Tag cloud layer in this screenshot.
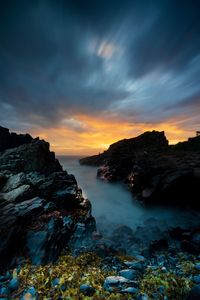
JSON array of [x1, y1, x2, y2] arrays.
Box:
[[0, 0, 200, 153]]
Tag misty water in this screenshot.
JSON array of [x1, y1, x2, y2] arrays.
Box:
[[59, 156, 200, 235]]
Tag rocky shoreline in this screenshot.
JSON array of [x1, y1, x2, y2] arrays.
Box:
[[1, 127, 200, 299], [80, 131, 200, 208], [0, 126, 96, 270]]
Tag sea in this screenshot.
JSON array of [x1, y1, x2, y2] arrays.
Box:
[[59, 156, 200, 235]]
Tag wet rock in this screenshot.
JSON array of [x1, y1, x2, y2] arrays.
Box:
[[137, 293, 149, 300], [8, 278, 19, 291], [121, 287, 139, 294], [0, 287, 9, 296], [79, 284, 95, 296], [193, 275, 200, 284], [44, 201, 57, 212], [23, 286, 37, 299], [119, 269, 138, 280], [123, 261, 144, 271], [195, 263, 200, 271], [0, 184, 35, 203], [52, 278, 60, 286], [103, 276, 135, 292], [187, 284, 200, 300]]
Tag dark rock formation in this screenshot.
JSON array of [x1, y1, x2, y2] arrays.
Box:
[[80, 131, 200, 207], [0, 126, 32, 152], [0, 126, 96, 269]]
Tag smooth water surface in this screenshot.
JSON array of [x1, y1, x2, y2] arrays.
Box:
[[59, 156, 200, 233]]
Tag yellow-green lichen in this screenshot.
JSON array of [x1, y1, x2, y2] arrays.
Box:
[[140, 269, 192, 300], [12, 253, 134, 300]]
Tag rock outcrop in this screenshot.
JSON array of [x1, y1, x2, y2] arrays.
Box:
[[0, 127, 96, 269], [0, 126, 32, 152], [80, 131, 200, 207]]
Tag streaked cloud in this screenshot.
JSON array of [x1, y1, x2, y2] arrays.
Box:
[[0, 0, 200, 154]]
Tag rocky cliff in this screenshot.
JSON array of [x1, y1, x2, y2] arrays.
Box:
[[0, 127, 96, 270], [80, 131, 200, 207], [0, 126, 33, 152]]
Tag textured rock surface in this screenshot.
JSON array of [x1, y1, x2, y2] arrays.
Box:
[[0, 126, 96, 269], [80, 131, 200, 207]]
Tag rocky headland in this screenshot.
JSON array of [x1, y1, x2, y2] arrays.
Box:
[[0, 127, 98, 294], [1, 127, 200, 299], [80, 131, 200, 208]]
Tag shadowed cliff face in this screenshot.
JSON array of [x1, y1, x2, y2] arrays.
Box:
[[0, 126, 96, 269], [80, 131, 200, 208]]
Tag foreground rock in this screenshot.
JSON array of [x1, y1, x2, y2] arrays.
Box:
[[0, 127, 96, 269], [80, 131, 200, 207]]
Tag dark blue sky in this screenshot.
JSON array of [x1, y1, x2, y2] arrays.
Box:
[[0, 0, 200, 153]]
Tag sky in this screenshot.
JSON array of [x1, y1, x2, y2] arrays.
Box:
[[0, 0, 200, 155]]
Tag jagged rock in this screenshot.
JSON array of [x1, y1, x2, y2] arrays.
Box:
[[0, 127, 96, 269], [0, 126, 32, 152], [0, 139, 62, 174]]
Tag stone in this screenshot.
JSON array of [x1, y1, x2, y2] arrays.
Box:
[[193, 275, 200, 284], [52, 278, 60, 286], [0, 287, 9, 296], [79, 284, 95, 296], [187, 284, 200, 300], [137, 293, 149, 300], [25, 287, 37, 297], [8, 278, 19, 291], [119, 269, 138, 280], [134, 255, 146, 262], [103, 276, 134, 292], [121, 287, 139, 294], [0, 184, 34, 203], [124, 261, 143, 271], [195, 263, 200, 271]]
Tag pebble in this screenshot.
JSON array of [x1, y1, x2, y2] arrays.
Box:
[[0, 287, 9, 295], [187, 284, 200, 300], [52, 278, 60, 286], [79, 284, 95, 296], [124, 261, 143, 271], [103, 276, 131, 292], [121, 287, 139, 294], [26, 287, 37, 297], [195, 263, 200, 271], [137, 293, 149, 300], [135, 255, 146, 262], [193, 275, 200, 284], [119, 269, 138, 280], [8, 278, 19, 291]]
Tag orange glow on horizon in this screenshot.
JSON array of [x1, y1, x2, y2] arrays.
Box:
[[29, 114, 195, 156]]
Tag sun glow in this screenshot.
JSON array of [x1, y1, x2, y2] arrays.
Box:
[[30, 114, 193, 156]]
